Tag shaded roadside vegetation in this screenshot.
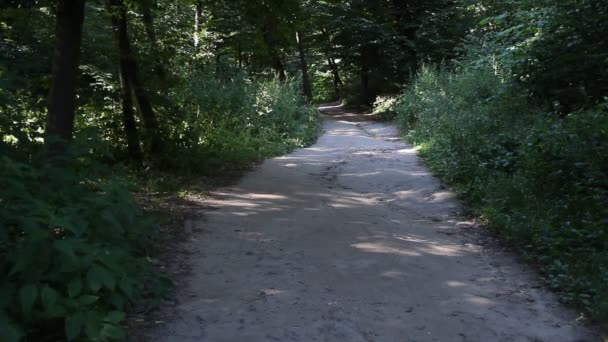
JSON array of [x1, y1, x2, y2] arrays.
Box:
[[2, 0, 469, 338], [2, 0, 606, 340], [1, 1, 321, 341], [377, 0, 608, 323]]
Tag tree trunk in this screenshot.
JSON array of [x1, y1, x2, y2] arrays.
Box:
[[118, 72, 143, 161], [237, 43, 243, 68], [320, 28, 343, 100], [194, 0, 203, 48], [141, 0, 168, 91], [261, 22, 286, 83], [296, 30, 312, 101], [327, 56, 343, 99], [408, 42, 418, 79], [361, 55, 370, 105], [45, 0, 86, 157], [131, 70, 161, 154], [108, 0, 161, 154], [215, 49, 222, 75], [400, 27, 418, 82], [273, 55, 286, 83], [108, 1, 143, 161], [391, 0, 419, 82]]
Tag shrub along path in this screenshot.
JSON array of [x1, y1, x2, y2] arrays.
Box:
[[138, 104, 599, 341]]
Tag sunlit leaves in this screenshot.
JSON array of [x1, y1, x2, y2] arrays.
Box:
[[391, 62, 608, 320]]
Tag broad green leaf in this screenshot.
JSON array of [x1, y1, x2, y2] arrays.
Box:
[[19, 284, 38, 313], [110, 293, 126, 310], [83, 311, 102, 339], [53, 239, 77, 260], [40, 286, 60, 313], [87, 266, 103, 293], [65, 313, 84, 341], [118, 277, 134, 300], [67, 278, 83, 298], [0, 313, 23, 342], [78, 295, 99, 306], [87, 264, 116, 291], [104, 310, 126, 323], [101, 323, 125, 340]]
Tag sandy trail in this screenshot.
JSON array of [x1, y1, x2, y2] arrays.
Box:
[[143, 105, 599, 341]]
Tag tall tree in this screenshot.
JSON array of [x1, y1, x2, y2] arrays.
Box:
[[296, 30, 312, 100], [45, 0, 86, 156], [107, 0, 143, 160], [107, 0, 161, 155], [141, 0, 168, 91], [194, 0, 204, 48]]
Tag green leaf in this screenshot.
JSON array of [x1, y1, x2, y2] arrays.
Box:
[[19, 284, 38, 314], [78, 295, 99, 306], [83, 311, 102, 339], [67, 277, 83, 298], [0, 314, 23, 342], [104, 311, 125, 323], [118, 277, 134, 300], [101, 210, 125, 233], [101, 323, 125, 340], [87, 264, 116, 292], [65, 313, 84, 341], [53, 239, 77, 260], [40, 285, 60, 312], [110, 293, 126, 310]]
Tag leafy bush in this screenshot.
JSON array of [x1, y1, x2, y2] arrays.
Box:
[[158, 73, 321, 174], [372, 96, 399, 120], [479, 0, 608, 112], [0, 153, 167, 341], [395, 63, 608, 320], [312, 69, 338, 104]]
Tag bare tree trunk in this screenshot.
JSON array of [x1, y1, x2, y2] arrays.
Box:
[[194, 0, 203, 48], [360, 52, 371, 105], [296, 30, 312, 101], [215, 48, 222, 75], [118, 72, 143, 161], [237, 42, 243, 68], [327, 56, 343, 99], [391, 0, 419, 82], [108, 0, 161, 154], [320, 28, 343, 100], [262, 21, 286, 83], [45, 0, 86, 157], [108, 0, 143, 161], [141, 0, 168, 91], [275, 57, 286, 82]]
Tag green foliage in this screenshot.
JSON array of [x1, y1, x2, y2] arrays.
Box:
[[372, 95, 399, 120], [6, 0, 607, 336], [478, 0, 608, 111], [305, 0, 467, 104], [311, 69, 337, 104], [1, 3, 323, 339], [394, 63, 608, 320], [0, 153, 168, 341], [158, 73, 321, 174]]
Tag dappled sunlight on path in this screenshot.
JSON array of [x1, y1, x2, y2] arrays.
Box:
[[144, 106, 599, 342]]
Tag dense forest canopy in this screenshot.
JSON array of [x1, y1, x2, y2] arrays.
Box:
[[1, 0, 607, 340]]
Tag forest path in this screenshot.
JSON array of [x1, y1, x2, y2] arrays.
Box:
[[143, 104, 599, 341]]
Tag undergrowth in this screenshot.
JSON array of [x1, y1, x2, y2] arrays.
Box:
[[389, 64, 608, 321], [0, 151, 169, 342], [0, 75, 320, 341], [157, 75, 321, 176]]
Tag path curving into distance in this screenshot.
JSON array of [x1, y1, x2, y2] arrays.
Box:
[[142, 104, 599, 342]]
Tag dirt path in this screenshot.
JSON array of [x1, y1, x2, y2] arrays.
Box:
[[142, 105, 599, 341]]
